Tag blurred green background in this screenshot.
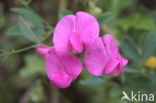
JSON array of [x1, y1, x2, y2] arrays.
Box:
[[0, 0, 156, 103]]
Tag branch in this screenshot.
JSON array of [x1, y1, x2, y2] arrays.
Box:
[[0, 44, 37, 57]]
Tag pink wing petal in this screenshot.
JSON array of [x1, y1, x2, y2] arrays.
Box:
[[110, 63, 125, 76], [110, 67, 124, 76], [36, 44, 51, 58], [45, 48, 73, 88], [51, 72, 73, 88], [110, 56, 128, 76], [69, 33, 83, 53], [56, 50, 83, 78], [53, 15, 76, 52], [119, 55, 128, 66], [76, 11, 99, 48], [104, 58, 120, 74], [84, 38, 108, 76], [102, 34, 119, 57]]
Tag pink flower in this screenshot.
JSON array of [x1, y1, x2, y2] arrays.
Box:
[[37, 45, 82, 88], [84, 34, 128, 76], [36, 11, 128, 88], [53, 11, 99, 53]]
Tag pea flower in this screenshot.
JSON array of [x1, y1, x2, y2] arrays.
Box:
[[53, 11, 99, 53], [37, 45, 82, 88], [84, 34, 128, 76], [36, 11, 99, 88]]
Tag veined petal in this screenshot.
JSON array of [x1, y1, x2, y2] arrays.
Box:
[[84, 38, 108, 76], [53, 15, 76, 52], [104, 58, 120, 74], [45, 48, 73, 88], [120, 55, 128, 66], [69, 33, 83, 53], [51, 72, 73, 88], [45, 48, 65, 77], [110, 56, 128, 76], [56, 50, 83, 78], [110, 66, 124, 76], [36, 44, 51, 58], [102, 34, 119, 57], [45, 48, 82, 88], [76, 11, 99, 48]]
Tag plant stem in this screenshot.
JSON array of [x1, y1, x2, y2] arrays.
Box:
[[0, 44, 37, 57]]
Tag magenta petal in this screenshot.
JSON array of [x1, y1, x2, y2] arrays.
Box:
[[51, 72, 73, 88], [53, 15, 75, 52], [104, 58, 120, 74], [69, 33, 83, 53], [110, 56, 128, 76], [56, 50, 83, 78], [36, 44, 51, 58], [110, 66, 124, 77], [84, 38, 108, 76], [45, 48, 73, 88], [102, 34, 119, 57], [120, 55, 128, 66], [45, 48, 65, 77], [76, 12, 99, 48], [45, 48, 82, 88]]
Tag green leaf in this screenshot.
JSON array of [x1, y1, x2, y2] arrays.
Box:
[[6, 25, 21, 36], [143, 31, 156, 59], [12, 8, 45, 36], [125, 73, 156, 90], [18, 16, 40, 43], [98, 12, 113, 26], [79, 76, 105, 86], [119, 13, 155, 31], [120, 36, 140, 62]]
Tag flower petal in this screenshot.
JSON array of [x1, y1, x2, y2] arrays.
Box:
[[102, 34, 119, 57], [76, 11, 99, 48], [45, 48, 65, 77], [45, 48, 73, 88], [110, 66, 124, 76], [51, 72, 73, 88], [110, 56, 128, 76], [36, 44, 51, 58], [69, 33, 83, 53], [53, 15, 76, 52], [84, 38, 108, 76], [104, 58, 120, 74], [120, 55, 128, 66], [56, 50, 83, 78]]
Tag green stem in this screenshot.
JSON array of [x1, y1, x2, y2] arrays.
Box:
[[0, 44, 37, 57]]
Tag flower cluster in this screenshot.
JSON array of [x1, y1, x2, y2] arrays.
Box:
[[36, 11, 128, 88]]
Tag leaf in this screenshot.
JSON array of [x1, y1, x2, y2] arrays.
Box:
[[125, 73, 156, 90], [143, 31, 156, 59], [119, 13, 155, 31], [18, 16, 40, 43], [98, 12, 113, 26], [120, 36, 140, 62], [12, 8, 45, 36], [79, 76, 105, 86], [6, 25, 21, 36]]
